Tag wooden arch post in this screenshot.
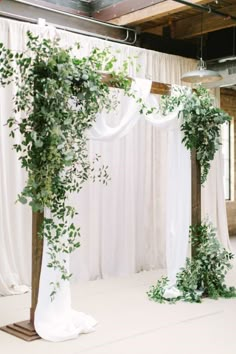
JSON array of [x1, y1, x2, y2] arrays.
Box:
[[0, 76, 201, 341], [0, 212, 44, 341]]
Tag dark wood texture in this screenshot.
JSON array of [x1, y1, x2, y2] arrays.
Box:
[[1, 320, 40, 341], [109, 0, 211, 25], [150, 81, 172, 95], [30, 211, 44, 324], [191, 149, 201, 226], [191, 148, 201, 257], [101, 73, 172, 95], [93, 0, 164, 21], [0, 212, 44, 341]]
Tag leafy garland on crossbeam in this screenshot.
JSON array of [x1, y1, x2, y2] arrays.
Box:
[[161, 85, 231, 184], [0, 31, 145, 299], [147, 221, 236, 303]]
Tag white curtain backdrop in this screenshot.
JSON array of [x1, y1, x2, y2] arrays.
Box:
[[0, 17, 230, 341]]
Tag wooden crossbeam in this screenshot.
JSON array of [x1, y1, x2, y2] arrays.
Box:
[[101, 73, 172, 95]]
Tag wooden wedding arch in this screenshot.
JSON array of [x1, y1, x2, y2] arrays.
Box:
[[0, 75, 201, 341]]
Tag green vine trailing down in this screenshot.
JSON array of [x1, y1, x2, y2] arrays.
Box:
[[0, 31, 142, 299], [161, 85, 231, 184], [147, 221, 236, 303]]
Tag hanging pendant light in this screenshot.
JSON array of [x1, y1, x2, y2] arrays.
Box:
[[181, 13, 222, 84], [181, 57, 222, 83]]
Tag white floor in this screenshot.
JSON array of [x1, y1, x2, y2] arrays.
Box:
[[1, 258, 236, 354]]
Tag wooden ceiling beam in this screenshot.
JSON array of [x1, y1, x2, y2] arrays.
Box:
[[109, 0, 212, 26], [146, 4, 236, 39], [93, 0, 164, 21], [174, 4, 236, 38]]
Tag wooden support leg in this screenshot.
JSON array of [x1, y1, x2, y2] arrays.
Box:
[[191, 148, 201, 257], [0, 212, 44, 341], [30, 211, 44, 324]]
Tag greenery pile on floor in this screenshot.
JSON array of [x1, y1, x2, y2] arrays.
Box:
[[147, 222, 236, 303]]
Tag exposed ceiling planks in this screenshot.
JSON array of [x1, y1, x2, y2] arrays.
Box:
[[3, 0, 236, 61], [145, 3, 236, 39], [92, 0, 166, 21], [107, 0, 212, 25]]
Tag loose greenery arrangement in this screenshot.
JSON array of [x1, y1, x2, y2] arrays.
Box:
[[147, 221, 236, 303], [161, 85, 231, 183], [0, 31, 134, 298]]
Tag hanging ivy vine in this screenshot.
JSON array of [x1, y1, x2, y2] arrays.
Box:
[[161, 85, 231, 184], [0, 31, 135, 299], [147, 221, 236, 303]]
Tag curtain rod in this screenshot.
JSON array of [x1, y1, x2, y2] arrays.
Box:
[[14, 0, 136, 31], [3, 0, 137, 44]]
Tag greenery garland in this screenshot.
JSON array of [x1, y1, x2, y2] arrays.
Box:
[[147, 221, 236, 303], [0, 31, 135, 299], [161, 85, 231, 184]]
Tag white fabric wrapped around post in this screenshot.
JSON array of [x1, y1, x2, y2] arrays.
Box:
[[35, 79, 191, 340], [34, 212, 97, 342]]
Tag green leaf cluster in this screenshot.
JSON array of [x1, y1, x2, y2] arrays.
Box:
[[161, 85, 231, 184], [0, 32, 133, 299], [147, 221, 236, 303]]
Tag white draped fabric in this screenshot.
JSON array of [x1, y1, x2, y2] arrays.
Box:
[[36, 79, 191, 340], [0, 18, 230, 341]]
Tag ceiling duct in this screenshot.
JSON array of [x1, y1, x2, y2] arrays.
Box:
[[204, 59, 236, 88]]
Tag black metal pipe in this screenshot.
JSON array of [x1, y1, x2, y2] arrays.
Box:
[[0, 0, 137, 44], [174, 0, 236, 22]]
